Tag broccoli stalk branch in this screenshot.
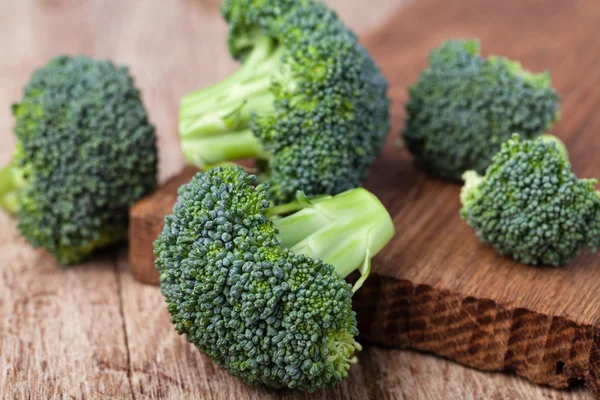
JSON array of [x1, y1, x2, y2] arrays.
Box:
[[179, 34, 283, 167], [270, 188, 395, 292], [0, 159, 25, 214]]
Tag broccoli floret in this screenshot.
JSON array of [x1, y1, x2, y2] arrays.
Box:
[[179, 0, 390, 203], [403, 39, 560, 180], [0, 55, 157, 265], [460, 134, 600, 266], [154, 166, 394, 391]]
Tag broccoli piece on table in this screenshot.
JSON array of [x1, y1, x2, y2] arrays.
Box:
[[0, 55, 157, 265], [403, 39, 560, 180], [179, 0, 390, 203], [154, 166, 394, 391], [460, 134, 600, 266]]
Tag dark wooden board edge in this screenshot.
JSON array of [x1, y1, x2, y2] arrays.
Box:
[[354, 275, 598, 394], [128, 166, 199, 285]]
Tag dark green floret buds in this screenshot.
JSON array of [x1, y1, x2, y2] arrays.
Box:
[[179, 0, 390, 204], [154, 166, 394, 391], [0, 55, 157, 265], [460, 134, 600, 266], [404, 39, 560, 180]]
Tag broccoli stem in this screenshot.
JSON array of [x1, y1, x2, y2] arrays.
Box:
[[0, 160, 25, 214], [271, 188, 394, 290], [265, 193, 333, 217], [181, 129, 269, 167], [327, 331, 363, 379], [460, 170, 484, 208], [180, 91, 275, 139], [180, 76, 273, 123], [179, 34, 284, 167], [180, 34, 278, 107]]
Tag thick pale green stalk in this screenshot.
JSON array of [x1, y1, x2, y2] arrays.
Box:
[[180, 35, 277, 107], [180, 91, 274, 139], [271, 188, 395, 291], [178, 34, 283, 168], [265, 193, 332, 218], [0, 160, 25, 214], [180, 75, 273, 122], [181, 129, 268, 167]]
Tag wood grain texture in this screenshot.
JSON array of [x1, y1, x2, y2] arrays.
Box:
[[0, 213, 132, 399], [126, 0, 600, 397]]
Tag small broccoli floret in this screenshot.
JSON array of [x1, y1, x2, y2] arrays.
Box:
[[0, 55, 157, 265], [154, 166, 394, 391], [460, 134, 600, 266], [179, 0, 390, 203], [404, 39, 560, 180]]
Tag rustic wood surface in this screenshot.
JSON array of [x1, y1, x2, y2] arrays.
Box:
[[0, 0, 595, 399]]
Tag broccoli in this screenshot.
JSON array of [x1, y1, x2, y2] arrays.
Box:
[[460, 134, 600, 266], [154, 166, 394, 391], [0, 55, 157, 265], [179, 0, 390, 203], [403, 39, 560, 180]]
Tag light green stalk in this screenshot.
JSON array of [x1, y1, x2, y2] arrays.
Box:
[[182, 129, 269, 167], [179, 34, 284, 168], [270, 188, 395, 292], [0, 159, 25, 214]]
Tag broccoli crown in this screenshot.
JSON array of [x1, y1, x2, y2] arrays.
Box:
[[180, 0, 390, 204], [460, 135, 600, 266], [154, 167, 362, 391], [403, 39, 559, 180], [0, 55, 157, 264]]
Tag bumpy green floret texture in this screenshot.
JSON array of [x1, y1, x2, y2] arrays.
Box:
[[180, 0, 390, 204], [403, 39, 559, 180], [2, 55, 157, 264], [154, 167, 360, 391], [460, 135, 600, 266]]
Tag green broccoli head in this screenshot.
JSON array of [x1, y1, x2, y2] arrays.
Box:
[[154, 166, 394, 391], [403, 39, 560, 180], [0, 55, 157, 265], [179, 0, 390, 204], [460, 134, 600, 266]]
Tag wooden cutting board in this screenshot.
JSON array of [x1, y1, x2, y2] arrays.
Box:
[[129, 0, 600, 395]]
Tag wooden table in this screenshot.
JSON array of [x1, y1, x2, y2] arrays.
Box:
[[0, 1, 592, 398]]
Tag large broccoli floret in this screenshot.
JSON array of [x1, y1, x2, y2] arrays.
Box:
[[403, 39, 560, 180], [179, 0, 390, 203], [460, 134, 600, 266], [154, 166, 394, 391], [0, 55, 157, 265]]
